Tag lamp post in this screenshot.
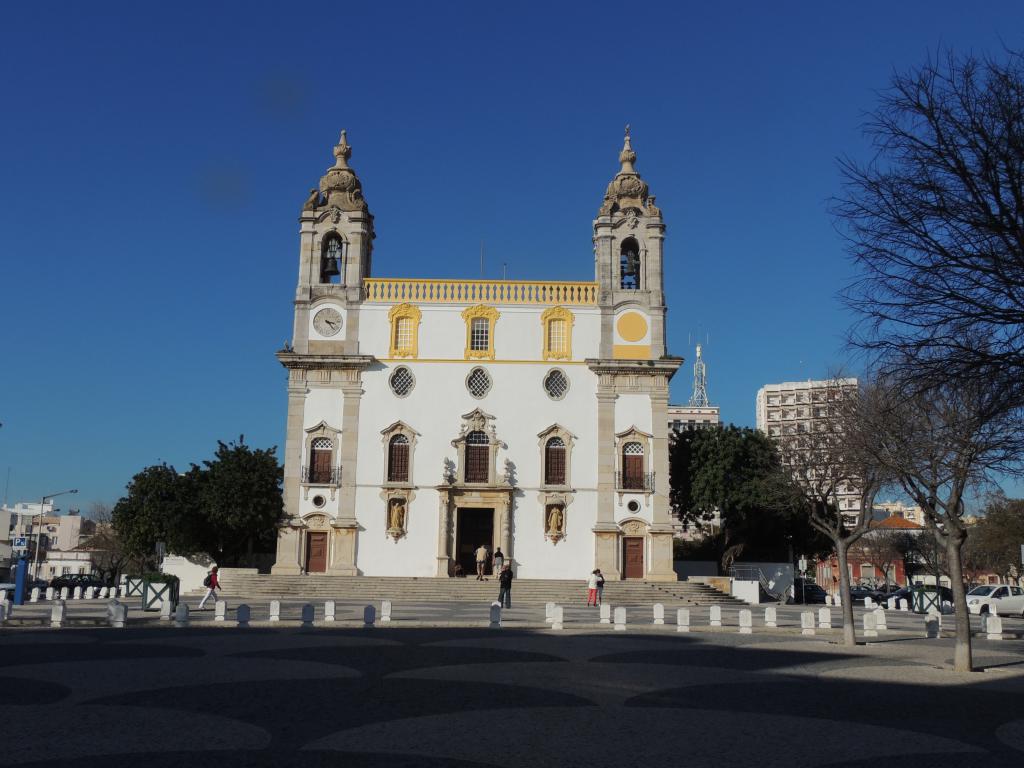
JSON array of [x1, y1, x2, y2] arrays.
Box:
[[33, 489, 78, 580]]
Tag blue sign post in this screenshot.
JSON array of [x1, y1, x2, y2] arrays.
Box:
[[13, 558, 28, 606]]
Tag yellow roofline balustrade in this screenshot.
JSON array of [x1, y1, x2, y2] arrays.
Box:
[[364, 278, 598, 306]]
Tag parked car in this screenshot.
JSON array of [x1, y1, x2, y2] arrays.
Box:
[[967, 584, 1024, 616], [789, 580, 828, 604], [49, 574, 108, 591], [848, 586, 879, 605]]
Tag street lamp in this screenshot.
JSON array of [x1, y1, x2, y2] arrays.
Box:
[[33, 489, 78, 580]]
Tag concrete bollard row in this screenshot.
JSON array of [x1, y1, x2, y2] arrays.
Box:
[[324, 600, 336, 622], [613, 607, 626, 631], [801, 611, 815, 636], [381, 600, 393, 623], [818, 607, 832, 630], [738, 609, 752, 634], [599, 603, 611, 624], [709, 605, 722, 627], [764, 606, 777, 628], [653, 603, 665, 626], [677, 608, 690, 633]]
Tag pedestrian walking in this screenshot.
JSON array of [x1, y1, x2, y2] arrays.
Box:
[[475, 544, 489, 580], [497, 563, 513, 608], [586, 570, 599, 607], [493, 548, 505, 573], [198, 566, 221, 609], [595, 568, 605, 604]]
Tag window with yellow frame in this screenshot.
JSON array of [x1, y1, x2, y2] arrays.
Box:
[[461, 305, 499, 360], [388, 303, 422, 358], [541, 306, 574, 360]]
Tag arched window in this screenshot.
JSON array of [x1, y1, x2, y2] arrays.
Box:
[[309, 437, 333, 483], [620, 237, 640, 290], [465, 430, 490, 483], [621, 441, 644, 489], [320, 236, 344, 284], [387, 434, 410, 483], [544, 436, 566, 485]]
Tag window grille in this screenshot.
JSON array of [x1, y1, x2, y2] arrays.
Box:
[[543, 369, 569, 399], [312, 437, 332, 450], [470, 317, 490, 351], [545, 437, 566, 485], [389, 366, 415, 397], [388, 434, 410, 482], [547, 319, 566, 355], [467, 367, 492, 398], [623, 442, 644, 455], [465, 430, 489, 482]]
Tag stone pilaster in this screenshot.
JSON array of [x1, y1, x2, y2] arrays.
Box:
[[271, 522, 303, 575], [593, 387, 620, 578], [327, 521, 359, 575], [338, 377, 364, 524], [271, 371, 307, 576], [435, 489, 451, 576]]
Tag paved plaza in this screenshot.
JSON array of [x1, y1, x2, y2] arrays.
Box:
[[2, 600, 1024, 767]]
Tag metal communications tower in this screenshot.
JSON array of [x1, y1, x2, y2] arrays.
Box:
[[688, 344, 710, 407]]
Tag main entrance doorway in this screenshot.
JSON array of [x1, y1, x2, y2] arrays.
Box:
[[455, 508, 494, 577], [623, 537, 644, 579], [305, 531, 328, 573]]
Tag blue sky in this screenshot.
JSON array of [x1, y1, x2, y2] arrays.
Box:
[[2, 1, 1022, 511]]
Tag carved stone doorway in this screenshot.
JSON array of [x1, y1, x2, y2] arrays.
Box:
[[456, 507, 494, 576]]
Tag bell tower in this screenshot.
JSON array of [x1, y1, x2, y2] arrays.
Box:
[[593, 126, 667, 360], [290, 130, 375, 355]]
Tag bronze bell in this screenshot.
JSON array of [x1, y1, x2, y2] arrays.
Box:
[[322, 255, 341, 278]]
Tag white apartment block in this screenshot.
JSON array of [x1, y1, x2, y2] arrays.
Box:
[[755, 378, 861, 520], [668, 404, 720, 433]]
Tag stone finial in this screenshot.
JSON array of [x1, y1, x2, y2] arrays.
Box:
[[618, 125, 637, 174], [333, 129, 353, 169], [600, 126, 649, 215], [318, 128, 368, 213]]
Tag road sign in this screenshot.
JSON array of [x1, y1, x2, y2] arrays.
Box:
[[798, 557, 808, 573], [13, 537, 27, 548]]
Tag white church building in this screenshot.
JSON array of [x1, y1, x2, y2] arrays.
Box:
[[271, 129, 682, 581]]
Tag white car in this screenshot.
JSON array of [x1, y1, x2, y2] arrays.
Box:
[[967, 584, 1024, 616]]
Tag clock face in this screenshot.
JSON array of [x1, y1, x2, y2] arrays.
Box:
[[313, 308, 342, 337]]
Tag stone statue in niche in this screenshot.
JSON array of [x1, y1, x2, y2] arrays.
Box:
[[546, 505, 565, 543], [387, 498, 406, 539]]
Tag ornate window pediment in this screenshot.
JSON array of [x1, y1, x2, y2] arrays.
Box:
[[381, 421, 420, 486], [537, 424, 576, 490], [451, 409, 503, 486], [541, 306, 574, 361], [388, 303, 421, 358], [462, 305, 499, 360], [303, 422, 341, 492], [615, 426, 653, 499]]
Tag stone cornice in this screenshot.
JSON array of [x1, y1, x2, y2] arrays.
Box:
[[276, 352, 377, 371], [585, 357, 683, 376]]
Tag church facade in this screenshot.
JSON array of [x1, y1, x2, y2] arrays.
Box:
[[271, 129, 682, 580]]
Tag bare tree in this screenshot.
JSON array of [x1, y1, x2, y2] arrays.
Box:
[[859, 374, 1023, 671], [849, 525, 906, 589], [80, 503, 131, 584], [782, 379, 886, 646], [835, 48, 1024, 406]]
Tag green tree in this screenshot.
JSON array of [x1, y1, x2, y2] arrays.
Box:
[[196, 436, 283, 566], [111, 463, 200, 571], [969, 494, 1024, 582]]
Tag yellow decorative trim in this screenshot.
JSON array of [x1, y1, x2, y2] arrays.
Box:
[[461, 305, 500, 360], [365, 278, 598, 306], [388, 303, 422, 358], [613, 344, 652, 360], [616, 312, 648, 342], [541, 306, 574, 361]]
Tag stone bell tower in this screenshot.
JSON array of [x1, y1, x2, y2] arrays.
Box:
[[291, 129, 375, 356], [593, 126, 667, 360]]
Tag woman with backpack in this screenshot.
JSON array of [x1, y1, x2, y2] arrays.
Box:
[[198, 566, 220, 610]]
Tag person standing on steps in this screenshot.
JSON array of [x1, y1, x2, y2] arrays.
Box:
[[475, 544, 489, 580], [198, 566, 221, 610], [497, 563, 513, 608], [595, 568, 605, 605], [493, 548, 505, 573], [586, 569, 600, 607]]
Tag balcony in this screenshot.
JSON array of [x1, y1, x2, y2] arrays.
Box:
[[615, 472, 655, 492], [364, 278, 598, 306], [301, 465, 342, 486]]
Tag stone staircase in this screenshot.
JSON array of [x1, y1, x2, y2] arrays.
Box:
[[202, 572, 746, 607]]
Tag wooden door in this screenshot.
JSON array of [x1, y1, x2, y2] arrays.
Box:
[[623, 454, 643, 489], [623, 537, 644, 579], [311, 449, 332, 483], [306, 532, 328, 573]]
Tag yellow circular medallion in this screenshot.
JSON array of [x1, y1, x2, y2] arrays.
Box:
[[616, 312, 648, 342]]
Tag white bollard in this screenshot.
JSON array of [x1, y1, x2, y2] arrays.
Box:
[[599, 603, 611, 624], [925, 610, 941, 638], [834, 595, 842, 608], [301, 603, 315, 628], [0, 590, 8, 603], [489, 602, 502, 628], [709, 605, 722, 627], [825, 595, 833, 606], [613, 606, 626, 631], [551, 605, 564, 631], [236, 604, 251, 628], [764, 606, 777, 628], [653, 603, 665, 625], [45, 587, 54, 601], [545, 601, 555, 623], [1, 599, 11, 622], [0, 602, 7, 624], [899, 598, 908, 611], [269, 600, 281, 622], [324, 600, 336, 622], [72, 587, 82, 600], [862, 612, 878, 637], [109, 602, 127, 629], [363, 605, 376, 627], [30, 587, 40, 603], [160, 600, 173, 621], [739, 609, 753, 634], [109, 587, 119, 599], [677, 608, 690, 633], [874, 607, 887, 631], [380, 599, 392, 623], [50, 600, 66, 628], [801, 611, 815, 636], [99, 587, 108, 599], [985, 614, 1003, 641], [864, 597, 875, 609], [174, 604, 190, 628], [215, 601, 227, 622], [818, 607, 832, 630], [85, 587, 95, 600], [887, 596, 897, 611], [59, 587, 69, 601]]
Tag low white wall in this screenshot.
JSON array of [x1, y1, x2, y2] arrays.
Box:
[[731, 579, 760, 605], [162, 554, 214, 593]]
